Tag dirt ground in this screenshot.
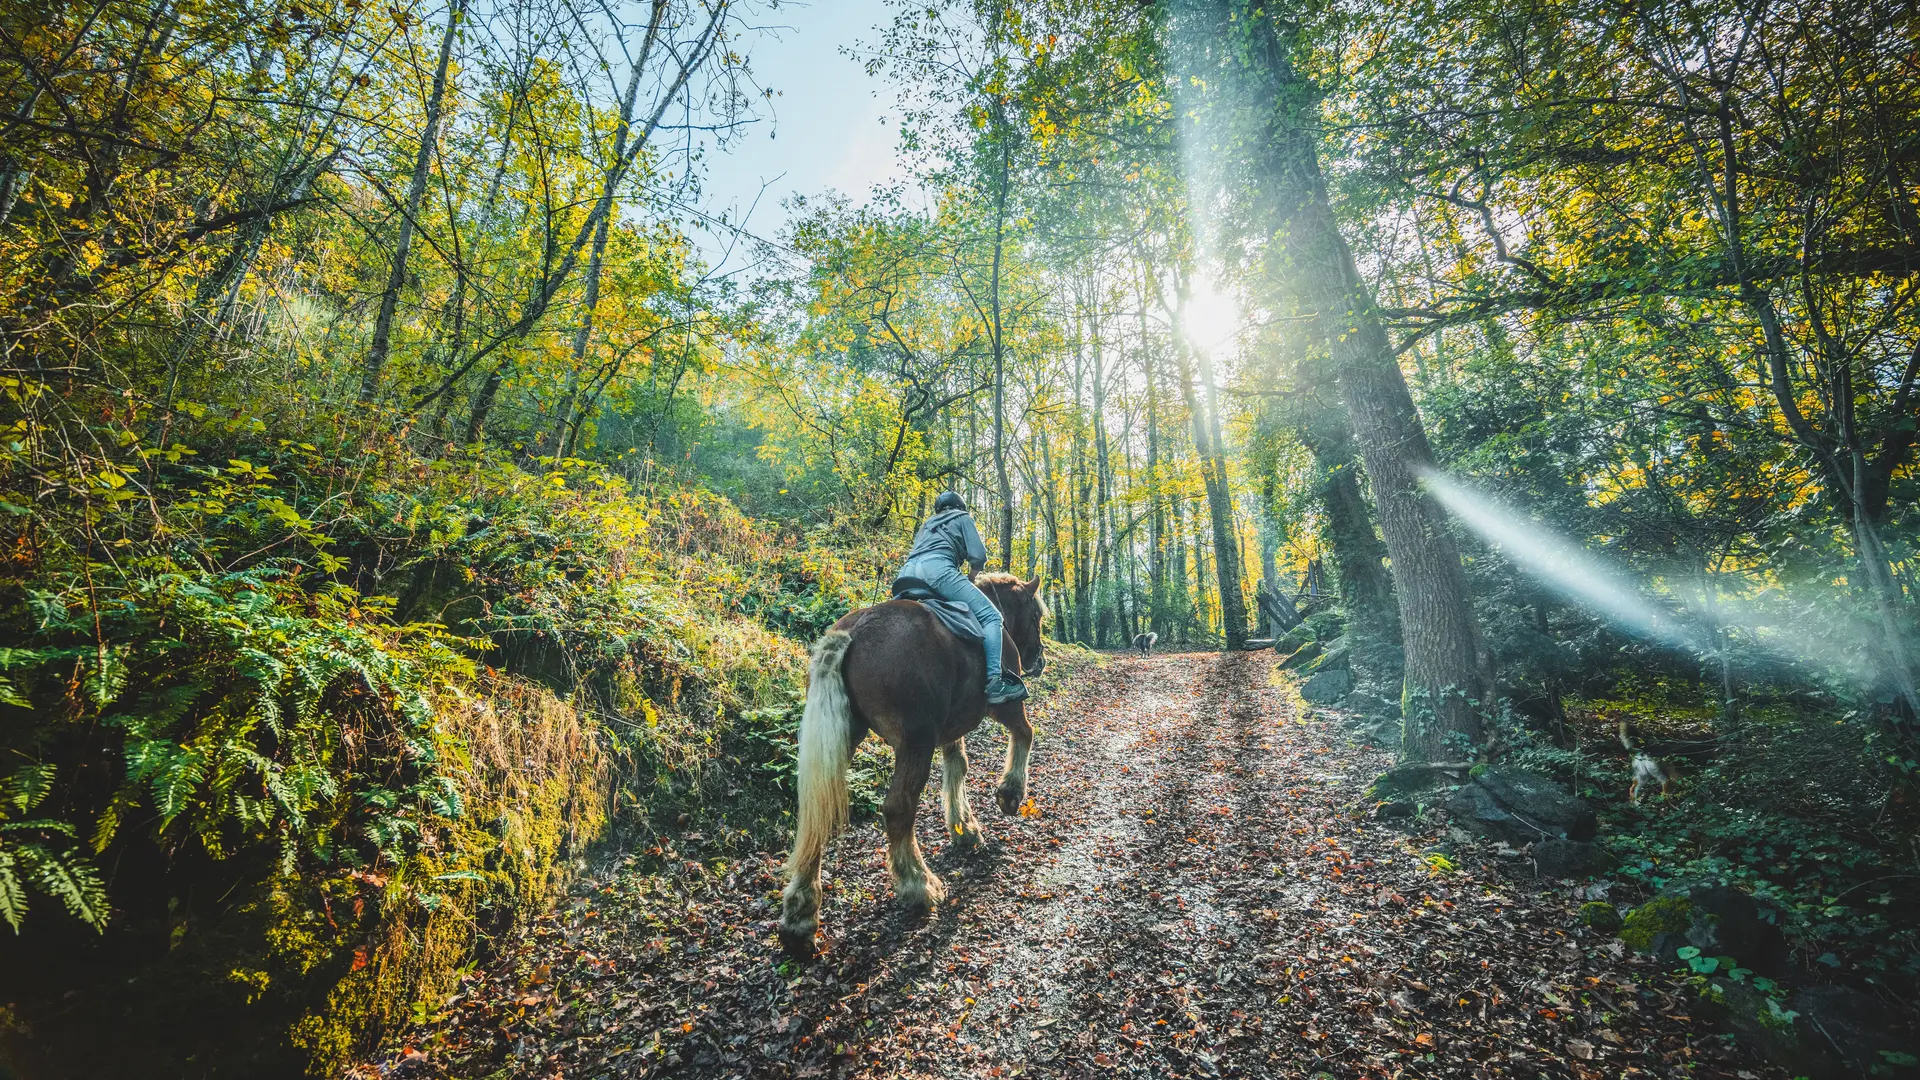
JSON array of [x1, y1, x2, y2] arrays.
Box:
[[366, 650, 1780, 1079]]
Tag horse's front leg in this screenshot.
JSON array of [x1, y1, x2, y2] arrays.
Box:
[[992, 701, 1034, 815], [883, 740, 944, 910], [940, 741, 984, 850]]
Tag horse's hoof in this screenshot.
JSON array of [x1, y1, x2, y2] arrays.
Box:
[[951, 825, 984, 851], [778, 919, 818, 959], [997, 786, 1024, 816], [899, 873, 946, 911]]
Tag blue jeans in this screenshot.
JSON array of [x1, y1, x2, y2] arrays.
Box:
[[901, 557, 1006, 687]]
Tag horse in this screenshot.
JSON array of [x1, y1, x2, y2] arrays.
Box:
[[1132, 631, 1158, 656], [779, 573, 1048, 958]]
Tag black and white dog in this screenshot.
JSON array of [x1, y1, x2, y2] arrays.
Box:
[[1131, 631, 1158, 656]]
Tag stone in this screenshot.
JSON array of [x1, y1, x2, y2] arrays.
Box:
[[1277, 639, 1323, 670], [1682, 885, 1786, 973], [1367, 762, 1468, 800], [1302, 637, 1350, 674], [1579, 901, 1622, 933], [1714, 980, 1920, 1080], [1534, 839, 1609, 879], [1374, 800, 1415, 821], [1471, 765, 1598, 842], [1444, 783, 1531, 844], [1274, 625, 1314, 653], [1619, 894, 1694, 957], [1300, 668, 1354, 704]]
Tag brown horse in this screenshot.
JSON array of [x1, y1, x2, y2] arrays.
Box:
[[779, 573, 1048, 957]]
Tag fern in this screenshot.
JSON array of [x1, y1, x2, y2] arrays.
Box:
[[0, 765, 110, 933]]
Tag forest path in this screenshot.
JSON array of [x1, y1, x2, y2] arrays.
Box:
[[372, 652, 1775, 1080]]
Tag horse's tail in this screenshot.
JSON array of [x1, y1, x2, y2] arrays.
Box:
[[788, 630, 854, 876]]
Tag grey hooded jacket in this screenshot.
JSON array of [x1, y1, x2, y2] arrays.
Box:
[[901, 508, 987, 573]]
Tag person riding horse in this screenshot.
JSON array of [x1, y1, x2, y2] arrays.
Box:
[[897, 492, 1027, 704]]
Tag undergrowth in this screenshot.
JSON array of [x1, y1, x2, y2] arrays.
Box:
[[0, 387, 859, 1075]]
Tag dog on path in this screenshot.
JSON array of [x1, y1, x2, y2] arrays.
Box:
[[1132, 632, 1158, 657]]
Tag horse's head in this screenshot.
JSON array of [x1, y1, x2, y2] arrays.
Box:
[[977, 573, 1048, 676]]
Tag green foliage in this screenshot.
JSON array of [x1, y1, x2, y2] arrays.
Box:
[[0, 763, 110, 933]]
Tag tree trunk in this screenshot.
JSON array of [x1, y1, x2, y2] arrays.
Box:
[[1223, 1, 1487, 756], [990, 124, 1014, 568], [360, 0, 464, 404], [1296, 389, 1398, 640]]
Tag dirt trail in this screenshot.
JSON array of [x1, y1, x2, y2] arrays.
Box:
[[371, 651, 1777, 1079]]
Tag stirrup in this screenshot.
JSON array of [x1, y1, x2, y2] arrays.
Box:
[[986, 674, 1028, 704]]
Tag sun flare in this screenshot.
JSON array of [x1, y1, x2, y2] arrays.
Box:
[[1182, 278, 1241, 356]]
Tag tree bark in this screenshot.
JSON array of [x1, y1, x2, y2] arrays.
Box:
[[360, 0, 465, 404], [1220, 0, 1487, 756]]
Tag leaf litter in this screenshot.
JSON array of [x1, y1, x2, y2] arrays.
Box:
[[361, 651, 1781, 1079]]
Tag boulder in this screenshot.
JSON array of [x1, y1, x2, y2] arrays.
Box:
[[1302, 637, 1350, 674], [1303, 611, 1344, 639], [1684, 885, 1786, 973], [1367, 761, 1468, 800], [1300, 668, 1354, 704], [1274, 625, 1315, 654], [1344, 689, 1401, 721], [1533, 839, 1609, 879], [1444, 783, 1532, 844], [1278, 640, 1323, 670], [1373, 799, 1416, 821], [1785, 985, 1919, 1080], [1714, 980, 1919, 1080], [1579, 901, 1622, 933], [1619, 894, 1694, 958], [1470, 765, 1598, 842]]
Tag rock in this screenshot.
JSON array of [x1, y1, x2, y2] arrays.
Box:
[[1274, 625, 1314, 653], [1534, 839, 1609, 879], [1277, 640, 1323, 670], [1303, 611, 1344, 639], [1619, 894, 1694, 957], [1714, 980, 1920, 1080], [1344, 689, 1401, 721], [1300, 668, 1354, 703], [1373, 800, 1415, 821], [1367, 761, 1468, 800], [1302, 637, 1350, 674], [1786, 985, 1919, 1079], [1470, 765, 1598, 842], [1444, 783, 1531, 844], [1579, 901, 1622, 933], [1683, 885, 1786, 973]]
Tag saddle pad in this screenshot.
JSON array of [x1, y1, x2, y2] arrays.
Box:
[[889, 577, 986, 643]]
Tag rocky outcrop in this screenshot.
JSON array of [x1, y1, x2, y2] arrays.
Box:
[[1445, 765, 1597, 844]]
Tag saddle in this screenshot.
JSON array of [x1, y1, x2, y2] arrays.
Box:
[[889, 576, 986, 643]]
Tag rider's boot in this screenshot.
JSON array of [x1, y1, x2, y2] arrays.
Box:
[[986, 672, 1028, 704]]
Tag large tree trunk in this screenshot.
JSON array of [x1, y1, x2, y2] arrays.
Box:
[[1219, 0, 1487, 757], [1296, 389, 1398, 641], [360, 0, 465, 404]]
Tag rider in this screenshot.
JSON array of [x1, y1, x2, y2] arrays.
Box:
[[897, 492, 1027, 704]]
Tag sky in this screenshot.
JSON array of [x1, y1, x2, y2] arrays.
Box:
[[688, 0, 913, 276]]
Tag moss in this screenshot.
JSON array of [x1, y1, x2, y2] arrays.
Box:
[[1619, 894, 1694, 952], [1580, 901, 1622, 933]]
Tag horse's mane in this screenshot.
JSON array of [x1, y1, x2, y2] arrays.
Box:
[[977, 572, 1049, 619]]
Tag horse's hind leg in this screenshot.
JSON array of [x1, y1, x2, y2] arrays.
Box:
[[993, 702, 1035, 816], [882, 740, 944, 910], [940, 742, 984, 850]]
